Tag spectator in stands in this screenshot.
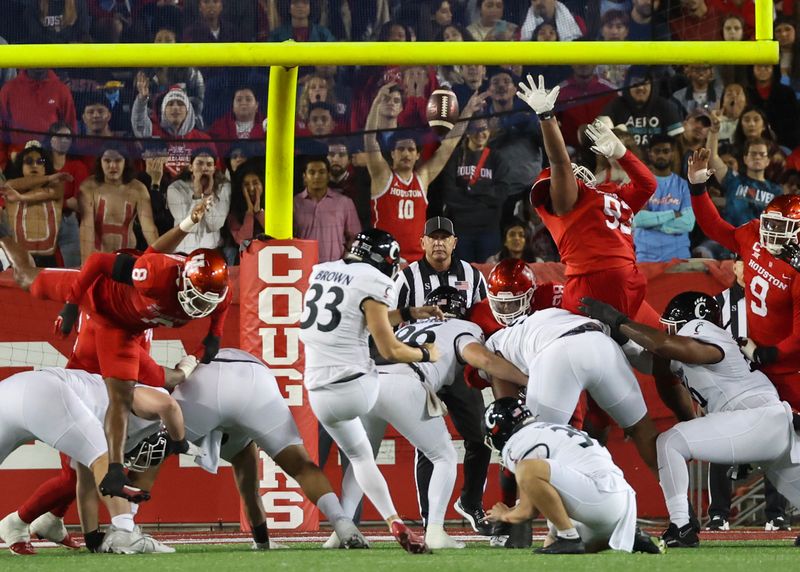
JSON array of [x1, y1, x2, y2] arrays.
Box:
[[709, 117, 782, 226], [746, 64, 799, 149], [524, 23, 571, 87], [72, 93, 115, 169], [671, 65, 722, 116], [710, 0, 755, 37], [45, 122, 88, 268], [224, 140, 263, 180], [731, 105, 776, 153], [520, 0, 584, 41], [675, 107, 711, 175], [437, 24, 475, 42], [296, 75, 346, 132], [627, 0, 670, 40], [485, 67, 537, 138], [775, 16, 800, 98], [183, 0, 240, 42], [293, 156, 360, 263], [227, 162, 265, 247], [132, 85, 215, 177], [0, 143, 67, 267], [468, 0, 519, 41], [633, 134, 694, 262], [364, 84, 487, 262], [145, 27, 206, 127], [184, 0, 258, 42], [595, 10, 631, 88], [484, 218, 538, 264], [0, 69, 77, 169], [453, 64, 487, 109], [601, 69, 684, 146], [716, 14, 750, 86], [780, 169, 800, 195], [556, 65, 617, 148], [413, 0, 455, 41], [166, 147, 231, 252], [717, 83, 748, 145], [670, 0, 723, 41], [327, 139, 369, 229], [142, 143, 175, 237], [87, 0, 134, 43], [78, 144, 158, 262], [23, 0, 91, 43], [0, 37, 17, 90], [208, 87, 266, 158], [440, 118, 504, 262], [269, 0, 335, 42]]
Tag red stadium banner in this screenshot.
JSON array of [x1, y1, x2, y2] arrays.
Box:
[[238, 239, 319, 532]]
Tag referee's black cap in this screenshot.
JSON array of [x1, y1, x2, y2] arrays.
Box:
[[424, 216, 455, 237]]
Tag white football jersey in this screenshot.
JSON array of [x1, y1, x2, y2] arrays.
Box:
[[671, 319, 780, 413], [502, 421, 625, 485], [379, 318, 483, 392], [486, 308, 605, 373], [42, 368, 161, 450], [300, 260, 397, 389]]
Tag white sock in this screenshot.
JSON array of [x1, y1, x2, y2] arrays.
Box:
[[557, 527, 579, 540], [665, 495, 690, 528], [111, 514, 135, 532], [347, 440, 397, 520], [317, 492, 346, 523], [426, 453, 457, 526]]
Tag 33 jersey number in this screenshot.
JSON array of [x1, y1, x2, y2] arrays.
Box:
[[300, 284, 344, 332]]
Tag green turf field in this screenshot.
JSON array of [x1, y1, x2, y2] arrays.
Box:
[[1, 541, 797, 572]]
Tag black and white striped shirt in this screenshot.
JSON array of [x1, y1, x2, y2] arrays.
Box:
[[714, 283, 747, 338], [394, 255, 488, 309]]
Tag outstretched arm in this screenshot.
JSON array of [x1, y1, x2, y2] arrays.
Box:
[[364, 83, 394, 194], [687, 148, 738, 252], [148, 195, 213, 253], [461, 340, 528, 386]]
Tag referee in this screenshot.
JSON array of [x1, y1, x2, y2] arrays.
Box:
[[706, 258, 789, 531], [394, 216, 492, 535]]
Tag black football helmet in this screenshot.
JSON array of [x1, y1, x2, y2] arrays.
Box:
[[124, 429, 169, 472], [483, 397, 532, 452], [660, 291, 722, 335], [425, 285, 468, 319], [346, 228, 402, 279]]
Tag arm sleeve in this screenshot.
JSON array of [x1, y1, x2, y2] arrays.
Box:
[[65, 252, 118, 304], [131, 95, 153, 138], [633, 209, 676, 229], [690, 190, 739, 252], [660, 207, 696, 234], [615, 150, 658, 213]]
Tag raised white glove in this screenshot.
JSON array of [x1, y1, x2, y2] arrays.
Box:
[[585, 119, 627, 160], [687, 155, 715, 184], [516, 74, 560, 117]]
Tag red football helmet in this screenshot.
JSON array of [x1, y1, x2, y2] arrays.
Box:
[[530, 164, 596, 205], [487, 259, 536, 326], [178, 249, 229, 318], [760, 195, 800, 255]]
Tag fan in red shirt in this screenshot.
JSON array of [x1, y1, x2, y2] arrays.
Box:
[[687, 148, 800, 408], [517, 75, 661, 327]]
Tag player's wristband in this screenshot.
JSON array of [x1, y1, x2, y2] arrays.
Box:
[[537, 110, 554, 121], [179, 215, 197, 233], [689, 182, 707, 197], [400, 307, 413, 322], [419, 346, 430, 362]]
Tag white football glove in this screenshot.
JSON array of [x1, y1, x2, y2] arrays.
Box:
[[686, 155, 715, 184], [738, 337, 757, 361], [175, 354, 199, 379], [516, 74, 560, 117], [585, 119, 627, 160]]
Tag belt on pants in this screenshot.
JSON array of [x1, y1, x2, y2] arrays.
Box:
[[329, 372, 364, 385], [558, 322, 604, 339]]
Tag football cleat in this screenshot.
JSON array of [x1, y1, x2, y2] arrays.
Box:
[[706, 515, 730, 531], [331, 518, 369, 549], [424, 524, 465, 549], [341, 532, 370, 549], [535, 535, 586, 554], [251, 539, 289, 550], [453, 499, 493, 536], [390, 520, 432, 555], [490, 521, 511, 548], [632, 527, 666, 554], [322, 531, 340, 549], [30, 512, 80, 549], [99, 525, 175, 554], [661, 522, 700, 548], [0, 512, 35, 555], [765, 516, 791, 531]]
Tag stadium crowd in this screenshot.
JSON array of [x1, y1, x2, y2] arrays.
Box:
[[1, 0, 799, 269]]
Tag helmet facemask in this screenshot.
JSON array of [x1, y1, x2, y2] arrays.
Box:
[[760, 210, 800, 255], [178, 272, 227, 318], [572, 163, 596, 186], [488, 288, 534, 326]]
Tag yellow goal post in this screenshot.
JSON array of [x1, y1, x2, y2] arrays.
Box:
[[0, 0, 777, 239]]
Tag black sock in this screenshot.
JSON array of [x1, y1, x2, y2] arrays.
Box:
[[84, 529, 105, 553], [252, 521, 269, 544]]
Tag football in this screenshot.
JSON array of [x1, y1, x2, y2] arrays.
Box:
[[426, 89, 459, 134]]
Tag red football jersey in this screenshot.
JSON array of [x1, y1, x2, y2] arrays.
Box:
[[468, 282, 563, 338], [371, 171, 427, 262], [692, 193, 800, 375], [532, 151, 657, 276], [67, 252, 231, 337]]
